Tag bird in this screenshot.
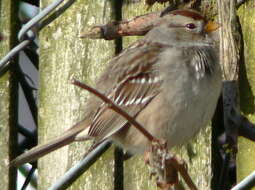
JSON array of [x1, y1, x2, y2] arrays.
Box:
[[10, 9, 222, 167]]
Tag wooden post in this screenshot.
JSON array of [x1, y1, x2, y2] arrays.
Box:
[[38, 1, 255, 189], [38, 1, 116, 189], [0, 0, 19, 189], [237, 2, 255, 189]]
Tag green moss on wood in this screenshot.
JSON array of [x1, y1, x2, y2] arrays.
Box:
[[0, 0, 19, 189], [237, 2, 255, 188], [38, 0, 115, 189]]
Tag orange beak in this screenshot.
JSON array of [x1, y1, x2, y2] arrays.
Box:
[[204, 21, 220, 33]]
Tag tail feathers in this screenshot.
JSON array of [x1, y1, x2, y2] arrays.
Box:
[[10, 132, 75, 167], [10, 120, 90, 167]]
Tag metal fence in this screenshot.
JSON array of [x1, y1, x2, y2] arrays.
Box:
[[0, 1, 112, 189], [1, 1, 254, 190]]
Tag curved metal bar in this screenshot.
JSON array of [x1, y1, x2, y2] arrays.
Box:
[[0, 40, 31, 74], [18, 0, 64, 41], [231, 171, 255, 190], [0, 0, 69, 75], [48, 141, 111, 190]]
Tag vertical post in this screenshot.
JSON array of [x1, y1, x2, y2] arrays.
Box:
[[237, 2, 255, 188], [0, 0, 19, 189], [112, 1, 124, 190], [38, 1, 115, 189]]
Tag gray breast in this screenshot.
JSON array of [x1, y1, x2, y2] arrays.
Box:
[[186, 46, 217, 80]]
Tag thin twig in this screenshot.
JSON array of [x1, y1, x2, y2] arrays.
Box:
[[168, 156, 198, 190], [79, 2, 200, 40], [72, 79, 155, 141], [72, 79, 198, 190], [79, 12, 160, 40]]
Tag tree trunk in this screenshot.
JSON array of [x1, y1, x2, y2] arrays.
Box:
[[237, 2, 255, 189], [38, 1, 115, 189], [0, 0, 19, 189]]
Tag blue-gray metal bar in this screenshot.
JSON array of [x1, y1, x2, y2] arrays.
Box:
[[21, 165, 36, 190], [0, 40, 31, 73], [48, 141, 111, 190], [0, 0, 66, 75], [231, 171, 255, 190], [18, 0, 64, 41], [19, 2, 39, 22]]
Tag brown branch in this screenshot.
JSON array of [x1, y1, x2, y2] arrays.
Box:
[[79, 2, 201, 40], [72, 79, 198, 190], [148, 140, 198, 190], [71, 79, 155, 141], [79, 12, 160, 40], [168, 156, 198, 190]]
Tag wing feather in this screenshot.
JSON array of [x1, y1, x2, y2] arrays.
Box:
[[88, 42, 164, 142]]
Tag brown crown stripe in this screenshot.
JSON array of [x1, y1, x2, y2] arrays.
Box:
[[170, 10, 205, 21]]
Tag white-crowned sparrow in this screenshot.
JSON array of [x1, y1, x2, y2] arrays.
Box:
[[11, 9, 222, 166]]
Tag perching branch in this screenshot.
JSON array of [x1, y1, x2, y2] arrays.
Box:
[[168, 156, 198, 190], [79, 12, 161, 40], [79, 2, 201, 40], [72, 79, 155, 141], [72, 78, 198, 190]]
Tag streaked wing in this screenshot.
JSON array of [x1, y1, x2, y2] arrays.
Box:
[[88, 42, 164, 142]]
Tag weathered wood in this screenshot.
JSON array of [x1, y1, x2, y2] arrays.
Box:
[[38, 1, 115, 189], [237, 1, 255, 189], [122, 1, 215, 190], [37, 1, 255, 189], [0, 0, 19, 189], [216, 1, 241, 189]]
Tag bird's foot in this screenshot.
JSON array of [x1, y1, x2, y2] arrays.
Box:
[[145, 139, 179, 189]]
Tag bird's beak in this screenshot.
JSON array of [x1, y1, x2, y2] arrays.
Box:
[[204, 21, 220, 33]]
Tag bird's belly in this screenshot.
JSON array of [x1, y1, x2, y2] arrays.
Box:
[[164, 94, 213, 147], [162, 81, 220, 148], [112, 77, 221, 154]]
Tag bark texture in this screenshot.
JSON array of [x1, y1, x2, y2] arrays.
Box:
[[38, 0, 255, 190], [38, 1, 115, 189]]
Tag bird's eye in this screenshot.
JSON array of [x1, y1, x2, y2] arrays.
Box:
[[185, 23, 196, 29]]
